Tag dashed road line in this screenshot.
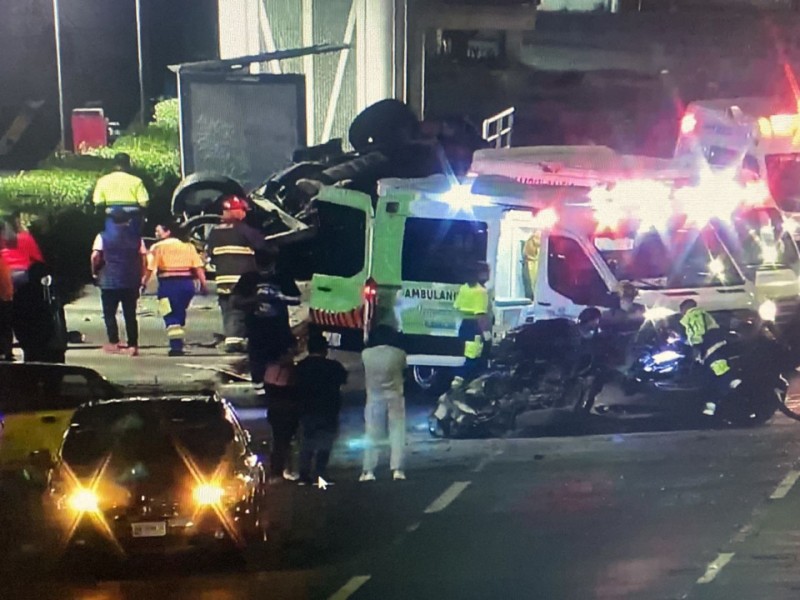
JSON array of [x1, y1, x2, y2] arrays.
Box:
[[329, 575, 372, 600], [696, 552, 735, 584], [424, 481, 471, 514], [406, 521, 421, 533], [473, 455, 493, 473], [769, 470, 800, 500]]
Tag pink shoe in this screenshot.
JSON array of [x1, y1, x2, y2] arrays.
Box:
[[126, 346, 140, 357], [102, 343, 121, 354]]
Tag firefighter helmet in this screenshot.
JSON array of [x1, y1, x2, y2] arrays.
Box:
[[221, 195, 249, 212]]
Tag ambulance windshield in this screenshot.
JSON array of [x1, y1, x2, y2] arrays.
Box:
[[594, 227, 744, 289], [766, 153, 800, 211], [715, 207, 800, 272]]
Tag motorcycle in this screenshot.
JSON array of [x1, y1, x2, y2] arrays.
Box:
[[589, 317, 796, 427], [429, 314, 800, 438]]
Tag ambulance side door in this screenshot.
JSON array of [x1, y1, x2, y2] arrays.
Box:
[[532, 231, 616, 321], [309, 187, 373, 335]]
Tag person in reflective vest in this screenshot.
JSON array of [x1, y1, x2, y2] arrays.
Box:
[[92, 154, 149, 231], [679, 299, 740, 416], [142, 220, 208, 356], [205, 195, 266, 353], [452, 261, 491, 387]]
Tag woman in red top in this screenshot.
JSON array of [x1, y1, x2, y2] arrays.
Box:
[[0, 214, 44, 289]]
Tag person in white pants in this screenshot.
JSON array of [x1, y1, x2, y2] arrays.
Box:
[[360, 325, 408, 482]]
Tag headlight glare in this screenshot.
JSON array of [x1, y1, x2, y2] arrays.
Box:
[[758, 299, 777, 322], [68, 488, 99, 513], [193, 483, 224, 506]]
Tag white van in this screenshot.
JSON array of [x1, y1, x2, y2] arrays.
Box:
[[675, 97, 800, 237]]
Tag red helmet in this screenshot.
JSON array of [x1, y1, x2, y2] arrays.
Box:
[[221, 195, 249, 211]]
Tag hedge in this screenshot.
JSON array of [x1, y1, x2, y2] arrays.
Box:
[[0, 99, 181, 303], [0, 99, 181, 214]]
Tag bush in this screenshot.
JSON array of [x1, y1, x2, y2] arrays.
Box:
[[0, 99, 182, 302]]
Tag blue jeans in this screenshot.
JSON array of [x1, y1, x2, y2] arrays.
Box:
[[157, 277, 195, 352]]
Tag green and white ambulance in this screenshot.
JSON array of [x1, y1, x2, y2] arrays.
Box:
[[308, 173, 762, 389]]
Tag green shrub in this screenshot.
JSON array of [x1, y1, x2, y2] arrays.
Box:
[[0, 169, 100, 212]]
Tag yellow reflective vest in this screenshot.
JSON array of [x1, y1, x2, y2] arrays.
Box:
[[454, 283, 489, 316], [93, 171, 149, 207], [680, 307, 719, 347]]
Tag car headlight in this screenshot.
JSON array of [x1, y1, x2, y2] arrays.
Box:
[[193, 483, 224, 506], [68, 488, 99, 513], [644, 306, 676, 321], [758, 299, 777, 322]]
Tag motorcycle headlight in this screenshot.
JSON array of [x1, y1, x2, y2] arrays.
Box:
[[644, 306, 676, 322], [193, 483, 225, 507], [758, 300, 777, 322], [68, 488, 99, 513]]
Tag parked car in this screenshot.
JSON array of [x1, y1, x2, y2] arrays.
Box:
[[0, 363, 121, 477]]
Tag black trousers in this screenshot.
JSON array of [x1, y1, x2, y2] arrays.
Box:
[[268, 408, 299, 477], [101, 288, 139, 347], [299, 416, 336, 479], [0, 301, 12, 359]]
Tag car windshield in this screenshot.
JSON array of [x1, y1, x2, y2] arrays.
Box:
[[595, 227, 744, 289], [766, 153, 800, 211], [715, 207, 800, 272], [61, 401, 235, 467]]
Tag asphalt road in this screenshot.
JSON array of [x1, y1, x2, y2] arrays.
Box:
[[4, 416, 800, 599], [3, 287, 799, 598]]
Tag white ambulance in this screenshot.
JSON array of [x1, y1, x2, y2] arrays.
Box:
[[309, 173, 760, 389], [470, 143, 800, 327], [674, 97, 800, 237]]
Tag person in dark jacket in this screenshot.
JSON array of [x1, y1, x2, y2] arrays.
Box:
[[90, 209, 147, 355], [231, 247, 301, 397], [295, 334, 348, 485], [205, 195, 266, 353]]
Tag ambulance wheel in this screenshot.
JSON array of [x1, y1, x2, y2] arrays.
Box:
[[409, 366, 453, 397]]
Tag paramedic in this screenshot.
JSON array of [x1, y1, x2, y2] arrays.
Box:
[[679, 299, 739, 416], [452, 261, 491, 387]]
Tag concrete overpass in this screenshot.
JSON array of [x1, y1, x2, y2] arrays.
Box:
[[217, 0, 537, 145]]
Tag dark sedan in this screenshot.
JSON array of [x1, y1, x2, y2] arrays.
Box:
[[42, 395, 267, 557]]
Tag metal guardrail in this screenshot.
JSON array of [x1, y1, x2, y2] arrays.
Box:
[[482, 107, 515, 149]]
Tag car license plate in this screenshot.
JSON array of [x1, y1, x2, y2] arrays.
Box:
[[324, 332, 342, 347], [131, 521, 167, 538]]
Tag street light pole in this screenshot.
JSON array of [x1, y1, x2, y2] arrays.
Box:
[[52, 0, 66, 150], [135, 0, 146, 125]]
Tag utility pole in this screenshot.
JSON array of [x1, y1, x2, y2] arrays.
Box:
[[135, 0, 147, 124], [52, 0, 66, 149]]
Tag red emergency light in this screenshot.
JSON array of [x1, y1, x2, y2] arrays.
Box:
[[363, 278, 378, 302]]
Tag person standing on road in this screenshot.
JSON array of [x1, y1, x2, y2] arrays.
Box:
[[360, 324, 408, 482], [265, 349, 300, 484], [295, 334, 348, 486], [92, 153, 149, 231], [0, 254, 13, 361], [205, 195, 266, 353], [452, 261, 491, 388], [90, 209, 147, 356], [142, 221, 208, 357], [230, 247, 301, 397]]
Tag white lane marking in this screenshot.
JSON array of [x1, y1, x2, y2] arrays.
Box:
[[406, 521, 421, 533], [770, 470, 800, 500], [696, 553, 735, 584], [473, 455, 493, 473], [329, 576, 372, 600], [424, 481, 471, 514]]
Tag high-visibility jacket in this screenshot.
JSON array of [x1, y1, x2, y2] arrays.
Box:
[[147, 238, 203, 279], [680, 307, 720, 348], [92, 171, 149, 208], [454, 283, 489, 316], [205, 222, 265, 293]]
